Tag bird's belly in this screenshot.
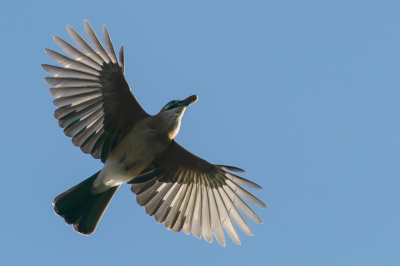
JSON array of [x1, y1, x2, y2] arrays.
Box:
[[92, 126, 168, 193]]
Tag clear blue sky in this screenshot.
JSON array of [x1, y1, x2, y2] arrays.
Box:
[[1, 1, 399, 265]]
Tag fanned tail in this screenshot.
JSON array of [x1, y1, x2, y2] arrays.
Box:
[[53, 171, 119, 235]]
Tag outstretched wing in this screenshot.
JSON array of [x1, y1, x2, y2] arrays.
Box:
[[129, 141, 266, 246], [43, 20, 149, 163]]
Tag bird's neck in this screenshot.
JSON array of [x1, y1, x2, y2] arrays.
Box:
[[153, 111, 183, 140]]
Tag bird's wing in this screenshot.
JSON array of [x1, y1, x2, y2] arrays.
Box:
[[43, 20, 149, 163], [129, 140, 266, 246]]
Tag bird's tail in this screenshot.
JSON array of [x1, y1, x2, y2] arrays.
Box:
[[52, 171, 119, 235]]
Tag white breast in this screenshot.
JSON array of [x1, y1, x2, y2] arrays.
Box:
[[92, 124, 168, 194]]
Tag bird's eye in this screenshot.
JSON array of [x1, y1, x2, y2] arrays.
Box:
[[166, 100, 176, 107]]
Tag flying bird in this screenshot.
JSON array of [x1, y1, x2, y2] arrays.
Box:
[[43, 20, 266, 246]]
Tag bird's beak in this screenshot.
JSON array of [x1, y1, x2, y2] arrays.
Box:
[[179, 95, 198, 107]]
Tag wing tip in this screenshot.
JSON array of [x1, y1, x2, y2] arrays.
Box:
[[193, 233, 202, 239], [44, 77, 53, 85], [248, 182, 263, 190], [204, 238, 213, 243], [84, 19, 91, 29], [218, 165, 246, 173], [219, 242, 226, 247], [255, 185, 263, 190], [66, 25, 76, 35]]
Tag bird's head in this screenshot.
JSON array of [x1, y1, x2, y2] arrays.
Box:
[[160, 95, 198, 113], [157, 95, 198, 139]]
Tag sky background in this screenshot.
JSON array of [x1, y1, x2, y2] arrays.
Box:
[[1, 1, 400, 265]]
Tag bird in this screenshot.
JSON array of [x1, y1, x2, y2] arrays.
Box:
[[43, 20, 266, 246]]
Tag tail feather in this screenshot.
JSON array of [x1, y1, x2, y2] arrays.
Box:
[[53, 171, 119, 235]]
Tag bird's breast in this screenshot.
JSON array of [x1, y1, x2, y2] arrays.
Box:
[[92, 123, 171, 193]]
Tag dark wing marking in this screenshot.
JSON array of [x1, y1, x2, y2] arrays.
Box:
[[43, 20, 149, 162], [130, 141, 266, 246]]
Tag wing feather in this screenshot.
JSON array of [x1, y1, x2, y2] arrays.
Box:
[[54, 35, 102, 70], [209, 188, 226, 246], [42, 65, 98, 80], [153, 183, 182, 223], [223, 184, 263, 224], [49, 87, 101, 98], [201, 178, 212, 243], [45, 49, 100, 75], [58, 102, 102, 128], [225, 179, 267, 208], [136, 182, 164, 206], [213, 186, 241, 245], [119, 45, 125, 74], [166, 183, 190, 230], [67, 25, 104, 65], [84, 20, 110, 63], [225, 172, 263, 190], [90, 131, 110, 159], [218, 186, 253, 236], [167, 170, 192, 231], [191, 181, 203, 239], [45, 77, 100, 88], [181, 180, 198, 235], [102, 26, 118, 63], [145, 183, 174, 216], [54, 97, 101, 119], [45, 20, 149, 162], [81, 126, 104, 154], [63, 108, 103, 137], [130, 140, 265, 246], [162, 170, 189, 228], [53, 93, 102, 108], [131, 179, 154, 194], [72, 116, 104, 147]]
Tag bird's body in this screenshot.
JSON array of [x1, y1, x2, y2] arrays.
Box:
[[44, 20, 266, 246], [94, 120, 165, 192], [93, 105, 186, 193]]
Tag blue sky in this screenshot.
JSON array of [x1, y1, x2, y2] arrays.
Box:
[[1, 1, 400, 265]]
